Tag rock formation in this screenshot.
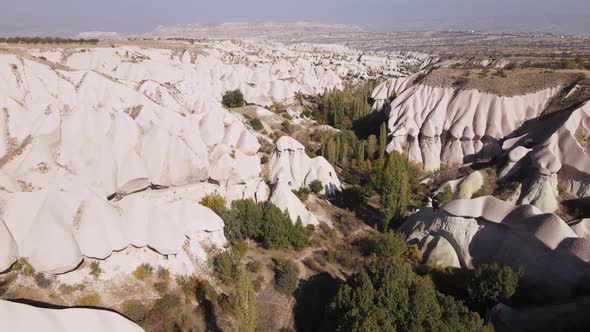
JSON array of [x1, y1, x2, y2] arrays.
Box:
[[268, 136, 341, 225], [0, 300, 143, 332], [402, 196, 590, 297]]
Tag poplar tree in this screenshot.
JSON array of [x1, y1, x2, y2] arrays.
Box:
[[379, 122, 387, 159], [366, 135, 377, 161], [379, 151, 410, 231], [235, 270, 257, 332], [326, 139, 337, 166], [357, 141, 365, 165]]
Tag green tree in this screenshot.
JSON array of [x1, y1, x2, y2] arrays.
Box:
[[212, 250, 240, 285], [235, 270, 257, 332], [274, 258, 300, 296], [357, 141, 365, 165], [326, 138, 337, 166], [467, 262, 522, 312], [325, 264, 487, 332], [379, 151, 410, 230], [222, 89, 246, 108], [341, 143, 349, 167], [366, 135, 377, 161], [379, 122, 387, 159]]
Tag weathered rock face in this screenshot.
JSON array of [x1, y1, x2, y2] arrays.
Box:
[[268, 136, 342, 226], [269, 136, 341, 195], [377, 83, 557, 171], [402, 196, 590, 297], [0, 300, 143, 332]]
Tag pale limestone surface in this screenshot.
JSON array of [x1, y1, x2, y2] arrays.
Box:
[[0, 300, 143, 332]]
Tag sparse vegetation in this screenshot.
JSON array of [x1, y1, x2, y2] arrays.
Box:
[[76, 293, 100, 306], [89, 261, 102, 279], [273, 258, 300, 296], [133, 263, 154, 280], [122, 299, 149, 322], [292, 186, 311, 202]]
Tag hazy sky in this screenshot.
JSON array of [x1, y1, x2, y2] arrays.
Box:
[[2, 0, 589, 35]]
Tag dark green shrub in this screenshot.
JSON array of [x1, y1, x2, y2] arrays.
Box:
[[250, 118, 264, 131], [334, 187, 365, 210], [212, 251, 240, 285], [222, 89, 246, 108], [308, 180, 323, 194], [274, 258, 299, 296], [467, 262, 522, 312]]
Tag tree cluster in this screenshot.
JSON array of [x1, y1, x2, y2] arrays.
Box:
[[0, 37, 99, 44], [221, 199, 311, 250]]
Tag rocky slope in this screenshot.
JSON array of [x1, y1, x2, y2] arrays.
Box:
[[0, 39, 411, 278]]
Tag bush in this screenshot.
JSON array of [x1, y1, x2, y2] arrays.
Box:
[[89, 261, 102, 279], [144, 294, 182, 331], [309, 180, 323, 194], [371, 232, 408, 261], [250, 118, 264, 131], [232, 239, 248, 258], [9, 258, 35, 276], [222, 89, 245, 108], [273, 258, 300, 296], [200, 193, 227, 216], [132, 263, 154, 280], [157, 267, 170, 281], [76, 293, 100, 306], [467, 262, 522, 312], [292, 187, 311, 202], [121, 299, 149, 322], [212, 251, 240, 285]]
